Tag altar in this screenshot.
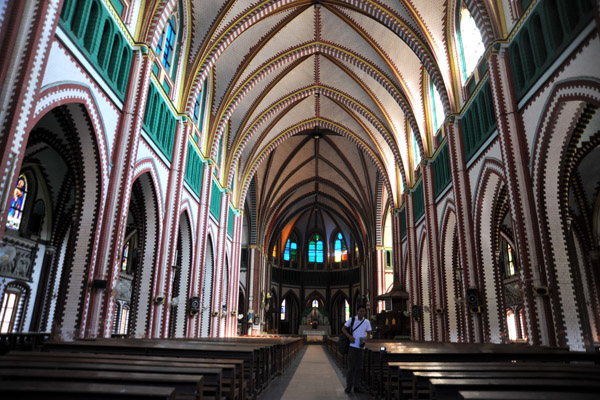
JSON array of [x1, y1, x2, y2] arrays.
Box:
[[298, 306, 331, 342], [299, 325, 331, 342]]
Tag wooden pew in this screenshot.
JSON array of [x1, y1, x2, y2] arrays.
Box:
[[459, 390, 600, 399], [0, 368, 203, 400], [386, 362, 600, 400], [0, 359, 223, 400], [364, 341, 600, 399], [414, 370, 600, 400], [0, 380, 176, 399], [429, 378, 600, 400], [43, 339, 258, 398], [5, 351, 238, 400]]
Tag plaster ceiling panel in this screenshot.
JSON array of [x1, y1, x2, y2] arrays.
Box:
[[237, 96, 316, 171], [318, 57, 387, 126], [188, 0, 228, 62], [213, 8, 298, 109], [318, 96, 377, 150], [320, 7, 395, 79], [211, 1, 263, 39], [240, 7, 316, 80], [335, 6, 425, 122], [271, 159, 319, 201], [241, 56, 317, 132], [229, 57, 315, 143], [410, 0, 447, 56], [375, 0, 427, 43]]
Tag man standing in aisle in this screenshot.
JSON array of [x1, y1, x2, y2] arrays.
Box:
[[341, 304, 372, 393]]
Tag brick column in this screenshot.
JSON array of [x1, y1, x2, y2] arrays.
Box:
[[154, 120, 191, 338], [446, 121, 481, 343], [487, 47, 552, 347], [0, 0, 64, 240], [404, 191, 422, 340], [86, 50, 154, 338], [422, 161, 445, 341]]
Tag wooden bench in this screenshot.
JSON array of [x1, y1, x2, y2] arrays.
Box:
[[364, 341, 600, 399], [0, 380, 176, 399], [43, 339, 258, 398], [5, 351, 237, 400], [429, 378, 600, 400], [386, 362, 600, 400], [0, 359, 223, 400], [458, 390, 600, 399], [0, 368, 203, 400]]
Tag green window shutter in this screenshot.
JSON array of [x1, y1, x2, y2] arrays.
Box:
[[210, 181, 221, 221], [184, 141, 204, 196], [433, 140, 452, 198], [142, 82, 176, 161], [400, 208, 407, 239], [462, 78, 496, 162], [413, 180, 425, 222], [227, 207, 234, 237]]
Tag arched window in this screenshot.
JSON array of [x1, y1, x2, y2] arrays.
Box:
[[312, 299, 319, 308], [156, 14, 177, 73], [429, 80, 445, 133], [121, 241, 130, 271], [412, 129, 422, 167], [0, 288, 21, 333], [334, 232, 348, 263], [506, 309, 517, 341], [500, 237, 518, 278], [456, 1, 484, 81], [280, 299, 286, 320], [7, 175, 28, 230], [284, 235, 298, 264], [272, 245, 277, 259], [119, 304, 130, 335], [344, 299, 350, 321], [308, 234, 324, 263]]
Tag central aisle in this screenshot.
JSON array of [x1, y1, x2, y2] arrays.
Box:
[[258, 344, 370, 399]]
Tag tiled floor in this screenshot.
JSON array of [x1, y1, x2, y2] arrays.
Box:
[[258, 344, 371, 400]]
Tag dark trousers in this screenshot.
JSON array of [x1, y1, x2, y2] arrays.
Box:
[[346, 346, 364, 388]]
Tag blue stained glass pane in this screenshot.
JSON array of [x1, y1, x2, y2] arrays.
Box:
[[156, 30, 164, 55], [162, 17, 175, 70], [335, 240, 341, 262], [316, 241, 323, 263], [308, 241, 315, 262], [284, 239, 290, 261], [338, 232, 342, 239]]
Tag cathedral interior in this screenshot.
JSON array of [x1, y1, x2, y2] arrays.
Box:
[[0, 0, 599, 355]]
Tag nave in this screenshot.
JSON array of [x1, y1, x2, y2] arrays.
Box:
[[258, 344, 369, 400]]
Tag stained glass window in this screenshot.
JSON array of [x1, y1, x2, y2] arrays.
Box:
[[507, 244, 516, 276], [162, 16, 176, 70], [272, 245, 276, 258], [7, 175, 27, 230], [457, 2, 484, 81], [334, 232, 348, 262], [312, 299, 319, 308], [308, 234, 323, 263], [284, 238, 297, 261], [344, 299, 350, 321], [280, 299, 286, 320], [121, 241, 129, 271]]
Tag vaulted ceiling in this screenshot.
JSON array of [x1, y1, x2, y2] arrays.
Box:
[[174, 0, 494, 248]]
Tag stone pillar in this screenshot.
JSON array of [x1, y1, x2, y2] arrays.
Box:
[[487, 47, 552, 347]]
